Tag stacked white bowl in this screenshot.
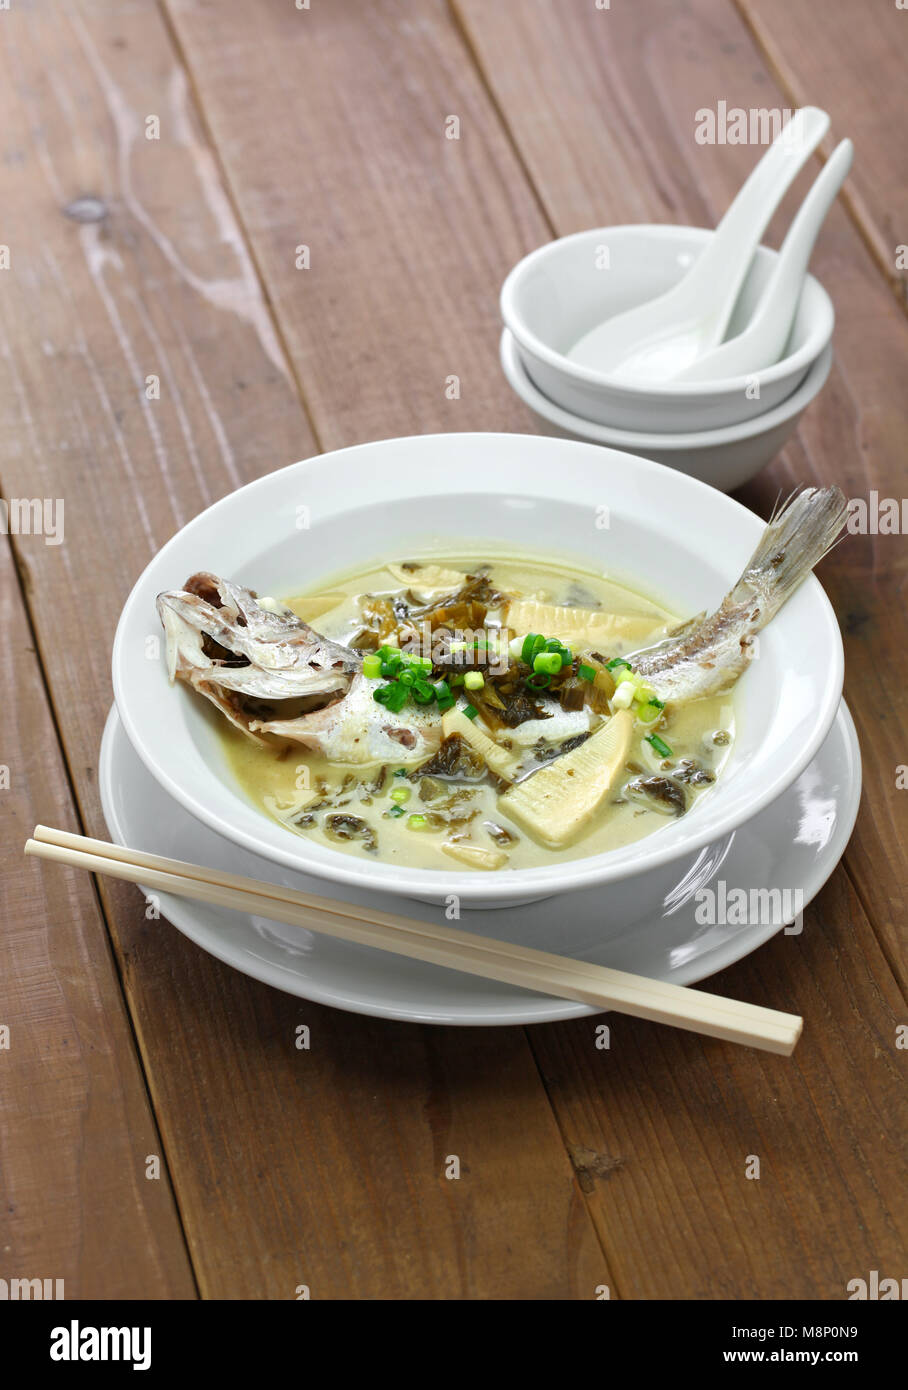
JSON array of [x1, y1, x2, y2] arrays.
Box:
[[500, 225, 834, 491]]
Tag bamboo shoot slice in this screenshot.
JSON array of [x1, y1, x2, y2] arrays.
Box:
[[506, 599, 665, 649], [442, 842, 508, 871], [441, 707, 515, 781], [500, 710, 635, 849]]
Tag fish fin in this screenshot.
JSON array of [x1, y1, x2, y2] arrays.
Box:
[[734, 486, 848, 617]]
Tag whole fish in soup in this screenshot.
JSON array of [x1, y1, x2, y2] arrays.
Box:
[[157, 487, 847, 872]]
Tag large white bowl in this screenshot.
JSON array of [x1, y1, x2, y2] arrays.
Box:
[[500, 225, 834, 432], [112, 434, 844, 910], [502, 329, 832, 493]]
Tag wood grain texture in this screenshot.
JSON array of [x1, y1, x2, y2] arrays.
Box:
[[735, 0, 908, 306], [452, 0, 908, 1296], [454, 0, 908, 988], [162, 0, 546, 446], [1, 0, 611, 1297], [531, 872, 907, 1299], [0, 539, 194, 1297]]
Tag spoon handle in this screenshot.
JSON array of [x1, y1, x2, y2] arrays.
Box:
[[677, 140, 852, 383], [684, 106, 830, 344], [749, 140, 852, 336]]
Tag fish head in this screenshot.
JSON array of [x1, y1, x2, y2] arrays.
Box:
[[156, 572, 360, 737]]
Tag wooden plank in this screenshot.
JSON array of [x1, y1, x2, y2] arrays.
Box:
[[163, 0, 545, 446], [530, 872, 907, 1299], [454, 0, 908, 987], [451, 0, 908, 1296], [736, 0, 908, 306], [1, 0, 611, 1297], [0, 538, 195, 1297]]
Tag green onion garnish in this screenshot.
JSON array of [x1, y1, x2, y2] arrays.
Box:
[[388, 804, 406, 819], [533, 650, 562, 675], [606, 657, 632, 672], [434, 679, 455, 712], [390, 786, 411, 803], [401, 653, 432, 673], [362, 653, 382, 679], [411, 680, 436, 705], [464, 670, 485, 690], [525, 672, 551, 690], [645, 733, 673, 758], [463, 703, 479, 720], [578, 663, 596, 682], [636, 702, 662, 724], [394, 768, 407, 777], [521, 633, 544, 665], [407, 813, 429, 831]]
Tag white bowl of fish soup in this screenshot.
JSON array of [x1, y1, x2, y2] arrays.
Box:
[[112, 433, 845, 910]]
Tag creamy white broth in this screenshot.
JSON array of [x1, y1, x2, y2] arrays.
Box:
[[223, 554, 735, 870]]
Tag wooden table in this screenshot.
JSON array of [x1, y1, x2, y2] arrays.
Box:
[[2, 0, 905, 1301]]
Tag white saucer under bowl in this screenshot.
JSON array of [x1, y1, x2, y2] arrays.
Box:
[[99, 703, 861, 1027]]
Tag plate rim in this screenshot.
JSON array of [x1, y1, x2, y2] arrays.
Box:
[[98, 701, 862, 1026]]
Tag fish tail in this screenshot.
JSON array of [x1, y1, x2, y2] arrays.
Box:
[[733, 485, 848, 619]]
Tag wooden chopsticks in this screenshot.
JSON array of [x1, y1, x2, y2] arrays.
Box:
[[25, 825, 802, 1054]]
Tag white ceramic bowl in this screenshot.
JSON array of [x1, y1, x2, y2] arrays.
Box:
[[112, 434, 843, 911], [500, 225, 834, 432], [502, 329, 832, 493]]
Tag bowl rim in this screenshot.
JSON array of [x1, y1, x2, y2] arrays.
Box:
[[112, 432, 844, 904], [500, 224, 834, 399], [502, 328, 833, 447]]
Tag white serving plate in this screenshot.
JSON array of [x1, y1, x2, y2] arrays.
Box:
[[100, 703, 861, 1025]]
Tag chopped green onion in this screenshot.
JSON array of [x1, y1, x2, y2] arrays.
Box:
[[525, 672, 551, 690], [407, 813, 429, 831], [645, 733, 673, 758], [388, 804, 406, 819], [394, 768, 408, 777], [612, 679, 636, 709], [462, 703, 479, 720], [390, 786, 411, 803], [450, 674, 465, 687], [606, 657, 632, 672], [636, 701, 663, 724], [464, 670, 485, 690], [533, 651, 562, 675], [362, 653, 382, 679], [521, 633, 544, 665], [578, 663, 596, 682], [433, 678, 455, 712], [401, 652, 431, 672], [411, 681, 436, 704], [508, 635, 525, 661], [397, 668, 416, 687], [373, 679, 408, 713], [379, 660, 398, 677]]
